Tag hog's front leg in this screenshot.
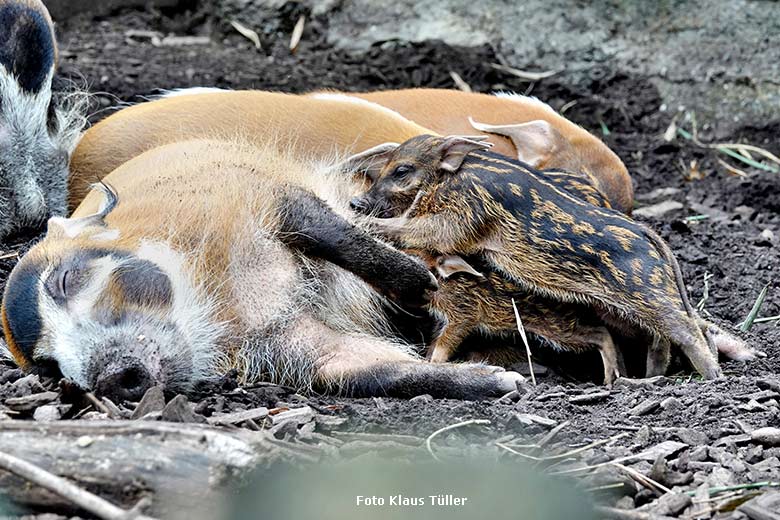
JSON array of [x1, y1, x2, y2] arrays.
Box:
[[275, 187, 437, 308]]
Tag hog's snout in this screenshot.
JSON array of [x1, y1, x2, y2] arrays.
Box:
[[94, 357, 154, 403]]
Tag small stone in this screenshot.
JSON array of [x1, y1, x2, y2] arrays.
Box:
[[628, 399, 660, 416], [409, 394, 434, 404], [649, 492, 692, 516], [751, 427, 780, 446], [633, 200, 683, 218], [5, 391, 59, 412], [614, 376, 668, 389], [637, 440, 689, 461], [739, 399, 767, 412], [207, 407, 270, 426], [75, 436, 93, 448], [514, 413, 557, 428], [660, 396, 682, 411], [733, 205, 756, 221], [739, 492, 780, 520], [676, 428, 709, 446], [33, 405, 61, 422], [131, 385, 166, 420], [689, 445, 709, 462], [755, 228, 775, 247], [633, 425, 653, 446], [161, 395, 206, 424], [635, 187, 681, 202]]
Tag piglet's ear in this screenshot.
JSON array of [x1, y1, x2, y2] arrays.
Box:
[[437, 136, 492, 173], [341, 142, 399, 181], [435, 255, 485, 279]]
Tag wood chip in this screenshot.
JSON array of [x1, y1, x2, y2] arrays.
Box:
[[289, 15, 305, 54], [5, 391, 59, 412], [231, 20, 262, 49], [569, 391, 611, 405], [207, 407, 269, 426]]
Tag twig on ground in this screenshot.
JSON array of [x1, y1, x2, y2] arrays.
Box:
[[612, 462, 671, 495], [511, 298, 536, 385], [425, 419, 490, 462], [488, 63, 558, 81], [85, 392, 114, 417], [290, 15, 305, 53], [449, 71, 472, 93], [0, 251, 18, 260], [738, 282, 770, 332], [717, 158, 749, 177], [696, 271, 713, 313], [0, 450, 158, 520], [230, 20, 262, 50]]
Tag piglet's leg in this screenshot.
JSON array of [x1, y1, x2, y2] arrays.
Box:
[[366, 213, 479, 254], [591, 327, 621, 387], [429, 323, 471, 363], [275, 187, 437, 308], [646, 335, 671, 377]]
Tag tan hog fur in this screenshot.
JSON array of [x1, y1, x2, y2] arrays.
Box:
[[3, 138, 523, 399], [353, 135, 724, 380], [68, 90, 632, 213], [67, 91, 432, 209], [352, 89, 632, 213]]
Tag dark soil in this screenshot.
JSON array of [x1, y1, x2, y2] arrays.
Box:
[[2, 3, 780, 519]]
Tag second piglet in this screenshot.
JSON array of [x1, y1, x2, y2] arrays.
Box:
[[348, 135, 749, 381]]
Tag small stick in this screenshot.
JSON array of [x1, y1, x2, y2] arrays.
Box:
[[290, 15, 305, 54], [0, 251, 19, 260], [85, 392, 113, 417], [511, 298, 536, 385], [738, 282, 770, 332], [0, 450, 158, 520], [717, 158, 749, 177], [537, 420, 570, 448], [752, 314, 780, 325], [612, 462, 671, 495], [488, 63, 558, 81], [426, 419, 490, 462], [449, 71, 472, 93], [230, 20, 261, 50]]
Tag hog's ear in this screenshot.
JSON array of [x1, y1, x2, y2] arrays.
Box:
[[435, 255, 485, 279], [340, 142, 400, 181], [469, 118, 558, 168], [437, 136, 493, 173], [45, 183, 118, 238]]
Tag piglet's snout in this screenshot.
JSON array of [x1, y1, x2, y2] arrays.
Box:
[[349, 196, 369, 213], [94, 357, 153, 403]]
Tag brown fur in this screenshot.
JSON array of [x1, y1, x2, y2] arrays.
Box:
[[412, 251, 623, 385], [353, 135, 723, 380]]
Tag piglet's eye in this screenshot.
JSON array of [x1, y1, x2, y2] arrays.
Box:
[[392, 165, 414, 178]]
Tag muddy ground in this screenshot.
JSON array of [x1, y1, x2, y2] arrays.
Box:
[[1, 2, 780, 519]]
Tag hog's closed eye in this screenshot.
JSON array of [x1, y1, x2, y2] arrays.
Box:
[[58, 269, 70, 298], [392, 164, 414, 178]]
